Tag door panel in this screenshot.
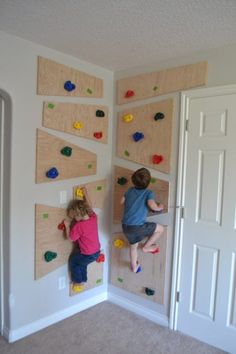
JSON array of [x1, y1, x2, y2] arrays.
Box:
[[177, 90, 236, 353]]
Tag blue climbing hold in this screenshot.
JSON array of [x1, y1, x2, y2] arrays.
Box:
[[133, 132, 144, 142], [136, 265, 142, 273], [64, 80, 76, 92], [46, 167, 59, 179]]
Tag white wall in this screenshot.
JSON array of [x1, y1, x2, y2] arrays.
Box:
[[111, 43, 236, 320], [0, 31, 114, 339]]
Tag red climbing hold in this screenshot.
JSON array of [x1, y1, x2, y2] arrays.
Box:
[[96, 253, 105, 263], [58, 221, 66, 231], [152, 155, 163, 164], [125, 90, 135, 98], [94, 132, 103, 139]]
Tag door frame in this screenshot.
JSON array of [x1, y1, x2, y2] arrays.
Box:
[[0, 89, 12, 336], [169, 83, 236, 331]]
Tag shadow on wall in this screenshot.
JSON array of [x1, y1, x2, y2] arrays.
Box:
[[0, 89, 12, 335]]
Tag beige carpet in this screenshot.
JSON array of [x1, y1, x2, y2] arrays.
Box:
[[0, 301, 227, 354]]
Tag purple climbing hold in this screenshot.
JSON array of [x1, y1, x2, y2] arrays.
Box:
[[46, 167, 59, 179], [133, 132, 144, 142], [64, 81, 76, 92]]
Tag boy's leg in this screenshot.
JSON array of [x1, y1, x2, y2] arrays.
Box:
[[142, 224, 164, 253], [130, 242, 139, 272]]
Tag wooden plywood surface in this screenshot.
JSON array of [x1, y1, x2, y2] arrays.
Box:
[[116, 99, 173, 174], [43, 102, 109, 144], [110, 229, 167, 304], [37, 57, 103, 98], [35, 204, 73, 280], [117, 61, 208, 104], [113, 165, 169, 224], [73, 179, 107, 209], [36, 129, 97, 183]]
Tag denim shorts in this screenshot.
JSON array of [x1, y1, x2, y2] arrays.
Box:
[[122, 222, 156, 245]]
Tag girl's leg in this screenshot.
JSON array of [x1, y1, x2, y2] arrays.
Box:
[[69, 252, 83, 284], [142, 224, 164, 253], [130, 243, 140, 272]]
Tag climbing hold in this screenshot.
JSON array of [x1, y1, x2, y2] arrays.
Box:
[[96, 186, 102, 191], [117, 177, 128, 185], [96, 253, 105, 263], [96, 279, 103, 284], [150, 178, 156, 184], [64, 80, 76, 92], [154, 112, 165, 121], [73, 121, 83, 130], [152, 155, 163, 164], [46, 167, 59, 179], [125, 90, 135, 98], [42, 213, 49, 219], [114, 239, 125, 249], [47, 103, 55, 109], [44, 251, 57, 262], [87, 164, 92, 169], [117, 277, 123, 283], [61, 146, 72, 157], [87, 88, 93, 94], [153, 86, 158, 91], [124, 150, 130, 157], [75, 188, 84, 198], [58, 221, 66, 231], [72, 284, 84, 293], [123, 114, 133, 123], [96, 110, 105, 117], [136, 265, 142, 273], [133, 132, 144, 142], [145, 287, 155, 296], [94, 132, 103, 139]]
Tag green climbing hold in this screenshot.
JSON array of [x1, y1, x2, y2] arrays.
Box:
[[61, 146, 72, 157], [145, 287, 155, 296], [117, 177, 128, 185], [42, 213, 49, 219], [47, 103, 55, 109], [87, 88, 93, 94], [124, 150, 130, 157], [87, 164, 92, 169], [153, 86, 158, 91], [44, 251, 57, 262], [117, 277, 123, 283], [96, 279, 102, 284], [96, 186, 102, 191], [150, 178, 156, 184]]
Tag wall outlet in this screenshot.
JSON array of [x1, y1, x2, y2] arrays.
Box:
[[59, 191, 67, 204], [58, 276, 66, 290]]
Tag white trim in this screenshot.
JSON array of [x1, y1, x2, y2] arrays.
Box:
[[108, 292, 168, 327], [5, 292, 107, 343], [170, 83, 236, 331], [0, 95, 4, 335]]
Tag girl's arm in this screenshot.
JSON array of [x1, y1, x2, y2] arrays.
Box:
[[81, 187, 94, 214], [147, 199, 164, 212], [63, 218, 71, 239]]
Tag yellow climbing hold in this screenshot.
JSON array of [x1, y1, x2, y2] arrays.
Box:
[[122, 114, 133, 123], [73, 121, 83, 130], [72, 284, 84, 293], [114, 239, 125, 249], [75, 188, 84, 198]]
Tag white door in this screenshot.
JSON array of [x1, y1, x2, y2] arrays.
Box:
[[176, 86, 236, 353]]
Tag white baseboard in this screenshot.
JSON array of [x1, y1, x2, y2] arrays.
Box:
[[108, 292, 168, 327], [5, 292, 107, 343]]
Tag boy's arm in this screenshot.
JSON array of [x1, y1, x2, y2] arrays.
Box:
[[120, 196, 125, 205], [147, 199, 164, 212]]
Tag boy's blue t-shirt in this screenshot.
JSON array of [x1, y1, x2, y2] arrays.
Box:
[[122, 187, 155, 225]]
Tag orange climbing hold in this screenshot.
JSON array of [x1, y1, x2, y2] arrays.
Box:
[[94, 132, 103, 139], [58, 220, 66, 231], [96, 253, 105, 263]]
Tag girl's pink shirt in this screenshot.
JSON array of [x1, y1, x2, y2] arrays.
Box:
[[69, 213, 100, 255]]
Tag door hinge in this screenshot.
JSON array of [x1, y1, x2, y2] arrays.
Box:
[[185, 119, 189, 132], [180, 207, 185, 219], [176, 291, 180, 303]]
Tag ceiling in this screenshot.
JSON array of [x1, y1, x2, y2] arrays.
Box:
[[1, 0, 236, 71]]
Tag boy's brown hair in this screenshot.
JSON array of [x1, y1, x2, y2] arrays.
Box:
[[131, 168, 151, 189], [66, 199, 93, 218]]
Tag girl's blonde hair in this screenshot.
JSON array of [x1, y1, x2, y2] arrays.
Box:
[[66, 199, 93, 218]]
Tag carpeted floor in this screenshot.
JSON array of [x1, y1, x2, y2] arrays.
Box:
[[0, 301, 227, 354]]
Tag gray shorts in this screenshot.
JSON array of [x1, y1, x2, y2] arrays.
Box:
[[122, 222, 156, 245]]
